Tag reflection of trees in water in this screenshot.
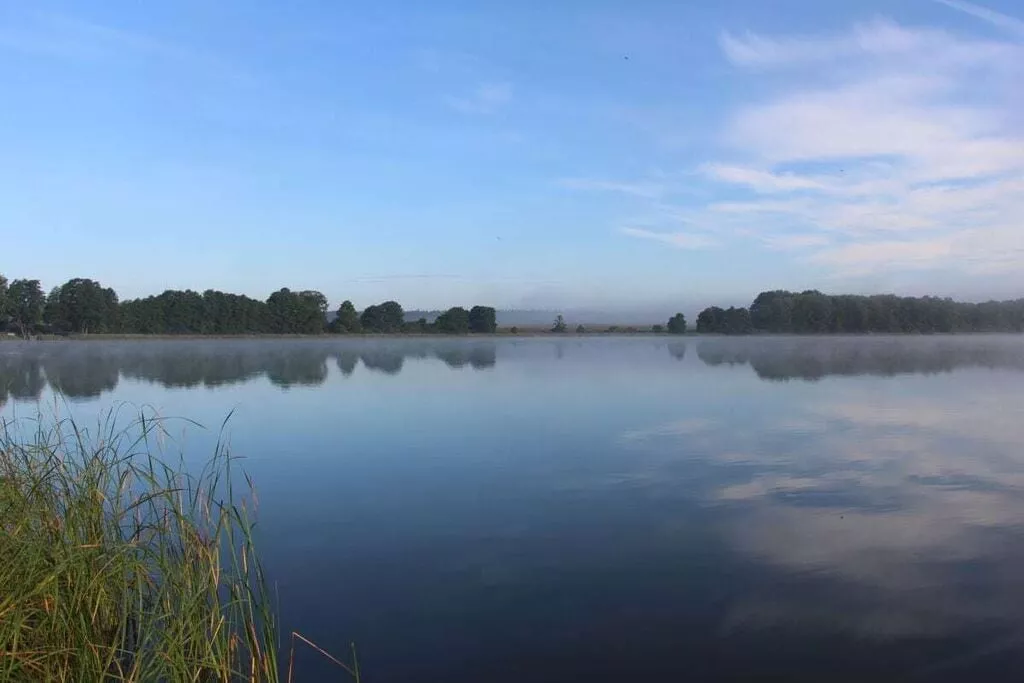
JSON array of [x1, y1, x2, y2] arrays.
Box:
[[123, 345, 334, 387], [697, 338, 1024, 380], [0, 341, 503, 403], [1, 347, 118, 405], [121, 350, 264, 389], [265, 349, 330, 387], [0, 351, 47, 406], [359, 350, 404, 375], [357, 343, 497, 374], [42, 351, 120, 398], [7, 338, 1024, 402], [433, 344, 497, 370], [336, 351, 358, 377], [468, 346, 496, 369], [695, 343, 748, 367]]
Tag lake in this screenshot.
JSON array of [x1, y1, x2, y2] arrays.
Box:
[[3, 335, 1024, 682]]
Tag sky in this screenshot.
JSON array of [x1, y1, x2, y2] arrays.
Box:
[[1, 0, 1023, 311]]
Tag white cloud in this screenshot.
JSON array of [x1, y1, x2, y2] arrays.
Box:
[[708, 17, 1024, 276], [933, 0, 1024, 38], [701, 164, 831, 193], [809, 238, 956, 274], [719, 20, 931, 67], [720, 18, 1019, 69], [554, 13, 1024, 285], [445, 82, 513, 114], [620, 227, 718, 249]]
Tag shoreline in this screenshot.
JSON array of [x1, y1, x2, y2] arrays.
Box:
[[3, 330, 671, 341], [3, 330, 1022, 343]]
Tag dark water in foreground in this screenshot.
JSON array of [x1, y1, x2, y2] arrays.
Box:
[[4, 335, 1024, 682]]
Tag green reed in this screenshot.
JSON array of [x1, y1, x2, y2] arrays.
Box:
[[0, 407, 357, 682]]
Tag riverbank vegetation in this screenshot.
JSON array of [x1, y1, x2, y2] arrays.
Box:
[[0, 410, 358, 681], [696, 291, 1024, 335], [0, 275, 497, 337], [2, 274, 1022, 337]]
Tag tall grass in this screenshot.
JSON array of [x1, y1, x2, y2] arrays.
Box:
[[0, 408, 357, 682]]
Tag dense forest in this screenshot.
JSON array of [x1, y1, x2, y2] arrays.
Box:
[[696, 290, 1024, 334], [1, 274, 1022, 337], [0, 275, 497, 336]]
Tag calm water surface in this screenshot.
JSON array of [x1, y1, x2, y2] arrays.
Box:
[[3, 336, 1024, 682]]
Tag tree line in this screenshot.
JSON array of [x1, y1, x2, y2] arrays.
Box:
[[695, 290, 1024, 334], [0, 275, 498, 336], [3, 275, 1022, 337]]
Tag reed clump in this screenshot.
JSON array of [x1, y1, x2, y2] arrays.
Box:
[[0, 408, 324, 681]]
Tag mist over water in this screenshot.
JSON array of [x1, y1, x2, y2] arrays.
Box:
[[4, 335, 1024, 681]]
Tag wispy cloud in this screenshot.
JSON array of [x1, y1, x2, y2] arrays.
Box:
[[0, 12, 255, 85], [761, 234, 832, 251], [933, 0, 1024, 38], [809, 238, 955, 274], [719, 17, 1019, 68], [707, 18, 1024, 275], [701, 164, 830, 193], [558, 177, 665, 198], [341, 274, 466, 282], [553, 15, 1024, 283], [620, 227, 718, 249], [445, 82, 513, 114]]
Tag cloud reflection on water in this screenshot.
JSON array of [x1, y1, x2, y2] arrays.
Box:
[[628, 339, 1024, 646]]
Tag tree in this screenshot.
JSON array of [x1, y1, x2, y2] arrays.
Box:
[[118, 288, 268, 334], [161, 289, 205, 333], [43, 287, 60, 329], [831, 295, 868, 333], [696, 306, 751, 334], [750, 290, 794, 332], [10, 272, 1024, 339], [696, 306, 725, 333], [266, 288, 296, 333], [298, 290, 328, 334], [201, 289, 268, 334], [435, 307, 470, 334], [47, 278, 119, 334], [667, 313, 687, 334], [0, 274, 8, 323], [509, 326, 519, 334], [331, 300, 361, 333], [360, 300, 404, 333], [791, 291, 832, 333], [266, 288, 327, 334], [7, 279, 45, 337], [576, 324, 586, 334], [651, 324, 664, 333], [723, 306, 752, 334], [468, 306, 497, 333]]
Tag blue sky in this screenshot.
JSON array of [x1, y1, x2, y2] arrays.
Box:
[[2, 0, 1022, 311]]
